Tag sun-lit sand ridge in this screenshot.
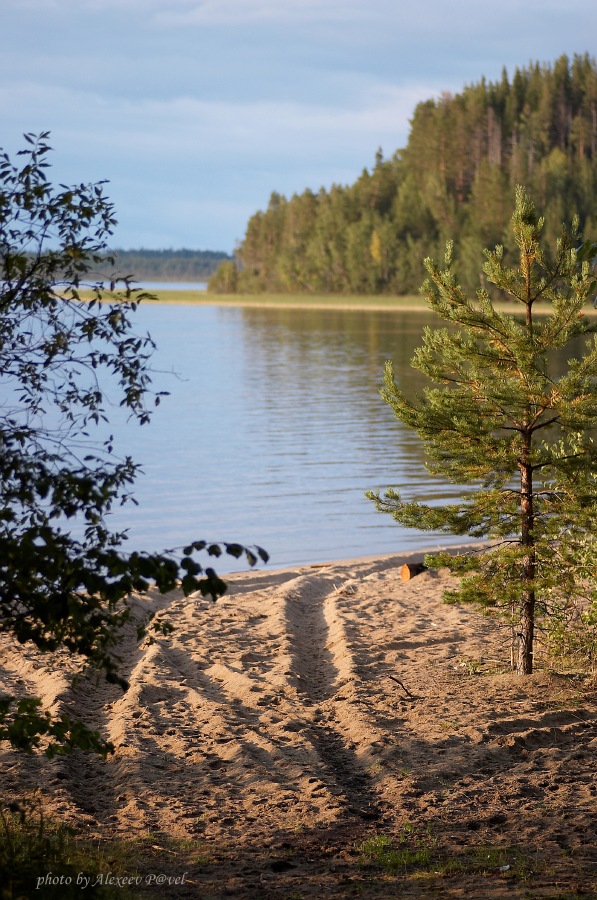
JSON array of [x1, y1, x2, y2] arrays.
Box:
[[1, 547, 596, 896]]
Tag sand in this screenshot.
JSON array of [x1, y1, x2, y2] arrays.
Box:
[[1, 547, 597, 898]]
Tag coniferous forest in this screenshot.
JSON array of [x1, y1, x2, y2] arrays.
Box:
[[110, 248, 230, 282], [209, 54, 597, 295]]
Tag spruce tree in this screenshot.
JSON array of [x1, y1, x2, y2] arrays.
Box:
[[368, 187, 597, 674]]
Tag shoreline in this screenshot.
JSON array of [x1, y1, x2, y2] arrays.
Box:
[[137, 289, 597, 315], [77, 285, 597, 314], [139, 290, 428, 311], [223, 541, 484, 580]]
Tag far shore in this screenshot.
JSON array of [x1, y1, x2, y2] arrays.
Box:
[[132, 289, 430, 311], [80, 286, 597, 315]]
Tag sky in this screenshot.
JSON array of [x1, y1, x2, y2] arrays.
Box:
[[1, 0, 596, 254]]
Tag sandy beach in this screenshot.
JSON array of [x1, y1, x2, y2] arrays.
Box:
[[2, 548, 597, 897]]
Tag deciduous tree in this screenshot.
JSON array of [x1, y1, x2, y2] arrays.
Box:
[[0, 134, 266, 756]]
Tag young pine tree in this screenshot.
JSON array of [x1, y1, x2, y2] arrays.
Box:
[[368, 187, 597, 674]]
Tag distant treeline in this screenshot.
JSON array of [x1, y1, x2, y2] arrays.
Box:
[[106, 249, 231, 282], [209, 53, 597, 296]]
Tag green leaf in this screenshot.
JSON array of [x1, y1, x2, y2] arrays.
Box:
[[224, 543, 243, 558]]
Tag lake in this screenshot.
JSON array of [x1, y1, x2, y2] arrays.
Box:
[[101, 303, 479, 571]]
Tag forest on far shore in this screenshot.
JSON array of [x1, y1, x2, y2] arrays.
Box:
[[104, 248, 231, 282], [208, 53, 597, 296]]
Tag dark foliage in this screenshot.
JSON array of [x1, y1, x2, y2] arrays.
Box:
[[0, 134, 267, 756], [105, 248, 231, 282]]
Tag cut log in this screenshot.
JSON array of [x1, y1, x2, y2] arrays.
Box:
[[400, 562, 428, 581]]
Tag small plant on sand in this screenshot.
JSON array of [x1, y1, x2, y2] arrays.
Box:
[[357, 828, 547, 884], [0, 797, 129, 898], [463, 844, 537, 880], [369, 187, 597, 674], [357, 824, 435, 875], [540, 599, 597, 673], [1, 798, 214, 897], [454, 656, 483, 675]]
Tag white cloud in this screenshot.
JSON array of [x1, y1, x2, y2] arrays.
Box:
[[154, 0, 364, 27], [7, 0, 362, 20], [6, 0, 170, 9], [5, 0, 595, 249], [0, 75, 439, 247], [0, 76, 436, 163]]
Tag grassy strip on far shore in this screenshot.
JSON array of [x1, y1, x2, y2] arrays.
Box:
[[78, 288, 597, 315], [133, 290, 428, 311]]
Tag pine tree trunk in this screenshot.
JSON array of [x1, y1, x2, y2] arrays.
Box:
[[517, 439, 535, 674], [518, 590, 535, 674]]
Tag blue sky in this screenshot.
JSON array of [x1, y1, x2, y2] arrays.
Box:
[[1, 0, 595, 253]]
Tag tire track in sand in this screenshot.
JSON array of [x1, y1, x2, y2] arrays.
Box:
[[281, 574, 384, 821]]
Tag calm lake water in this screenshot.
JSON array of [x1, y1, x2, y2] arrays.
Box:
[[101, 303, 480, 571]]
